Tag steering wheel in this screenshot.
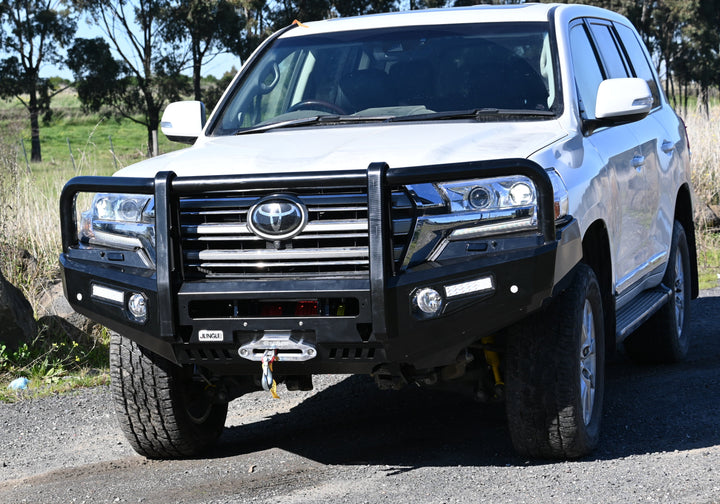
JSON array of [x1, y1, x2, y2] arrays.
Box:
[[287, 100, 347, 115]]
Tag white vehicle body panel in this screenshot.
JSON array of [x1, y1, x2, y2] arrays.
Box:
[[116, 121, 568, 178]]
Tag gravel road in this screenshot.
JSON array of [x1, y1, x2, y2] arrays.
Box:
[[2, 289, 720, 504]]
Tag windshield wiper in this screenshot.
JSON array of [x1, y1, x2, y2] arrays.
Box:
[[232, 108, 554, 134], [234, 116, 324, 135], [234, 114, 394, 135], [389, 108, 556, 122]]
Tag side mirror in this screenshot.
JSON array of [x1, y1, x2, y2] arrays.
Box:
[[160, 101, 206, 144], [595, 77, 653, 121]]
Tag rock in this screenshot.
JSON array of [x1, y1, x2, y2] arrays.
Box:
[[0, 269, 37, 351], [695, 204, 720, 228], [36, 281, 99, 343]]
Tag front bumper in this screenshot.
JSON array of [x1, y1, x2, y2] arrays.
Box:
[[59, 160, 582, 373]]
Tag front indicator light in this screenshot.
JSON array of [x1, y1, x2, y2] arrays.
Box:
[[414, 288, 443, 314], [449, 217, 535, 240]]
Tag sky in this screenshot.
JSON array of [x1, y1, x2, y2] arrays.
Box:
[[36, 13, 243, 80]]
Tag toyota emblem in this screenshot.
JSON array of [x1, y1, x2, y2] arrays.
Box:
[[247, 195, 308, 241]]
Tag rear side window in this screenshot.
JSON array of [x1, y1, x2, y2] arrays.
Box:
[[614, 23, 662, 108], [569, 24, 604, 120], [588, 22, 629, 78]]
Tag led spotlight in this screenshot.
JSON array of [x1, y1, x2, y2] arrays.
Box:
[[91, 283, 124, 304], [444, 276, 494, 298]]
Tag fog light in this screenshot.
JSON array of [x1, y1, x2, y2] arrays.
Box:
[[128, 293, 147, 320], [414, 288, 443, 314]]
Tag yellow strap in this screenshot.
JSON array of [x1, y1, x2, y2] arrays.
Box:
[[268, 360, 280, 399]]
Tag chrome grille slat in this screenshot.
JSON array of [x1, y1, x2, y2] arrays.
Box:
[[182, 220, 369, 236], [188, 247, 368, 261], [187, 260, 369, 268], [185, 233, 369, 242], [178, 187, 413, 279]]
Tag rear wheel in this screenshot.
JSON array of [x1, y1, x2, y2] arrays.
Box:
[[506, 263, 605, 459], [624, 220, 692, 364], [110, 332, 228, 459]]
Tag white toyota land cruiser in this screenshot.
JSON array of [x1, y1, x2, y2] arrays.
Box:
[[60, 3, 696, 459]]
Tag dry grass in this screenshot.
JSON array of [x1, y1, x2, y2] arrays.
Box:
[[682, 106, 720, 287], [684, 106, 720, 222], [0, 121, 76, 311]]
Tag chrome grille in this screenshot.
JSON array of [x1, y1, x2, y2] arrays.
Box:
[[178, 188, 413, 279]]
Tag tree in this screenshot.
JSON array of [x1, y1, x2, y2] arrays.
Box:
[[333, 0, 398, 17], [452, 0, 524, 6], [66, 37, 129, 112], [270, 0, 332, 30], [72, 0, 190, 156], [0, 1, 77, 162], [674, 0, 720, 115], [235, 0, 271, 60], [161, 1, 246, 102]]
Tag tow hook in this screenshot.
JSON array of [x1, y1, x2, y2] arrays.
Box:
[[261, 349, 280, 399], [239, 331, 318, 399]]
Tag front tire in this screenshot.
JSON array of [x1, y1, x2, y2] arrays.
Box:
[[506, 263, 605, 459], [110, 332, 228, 459], [624, 220, 692, 364]]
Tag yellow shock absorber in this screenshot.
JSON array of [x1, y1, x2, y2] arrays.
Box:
[[481, 336, 504, 388]]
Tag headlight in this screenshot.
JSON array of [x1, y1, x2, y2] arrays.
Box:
[[432, 175, 538, 240], [402, 171, 569, 269], [438, 176, 537, 214], [79, 193, 156, 262]]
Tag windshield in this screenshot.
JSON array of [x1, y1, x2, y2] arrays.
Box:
[[209, 22, 559, 136]]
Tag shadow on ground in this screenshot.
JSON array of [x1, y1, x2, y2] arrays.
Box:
[[209, 294, 720, 468]]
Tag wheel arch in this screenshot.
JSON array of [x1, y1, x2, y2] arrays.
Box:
[[674, 183, 699, 299], [581, 219, 615, 354]]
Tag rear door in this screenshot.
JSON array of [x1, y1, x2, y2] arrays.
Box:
[[613, 21, 684, 267]]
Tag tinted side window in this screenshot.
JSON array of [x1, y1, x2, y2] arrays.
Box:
[[589, 22, 629, 78], [570, 24, 604, 120], [614, 23, 661, 108]]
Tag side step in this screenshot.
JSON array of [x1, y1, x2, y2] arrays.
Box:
[[615, 285, 672, 343]]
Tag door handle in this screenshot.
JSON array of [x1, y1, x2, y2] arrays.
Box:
[[632, 155, 645, 168], [661, 140, 675, 154]]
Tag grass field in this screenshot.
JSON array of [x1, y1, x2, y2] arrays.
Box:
[[0, 92, 187, 398], [5, 90, 185, 181], [0, 89, 719, 398], [1, 92, 187, 303]]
